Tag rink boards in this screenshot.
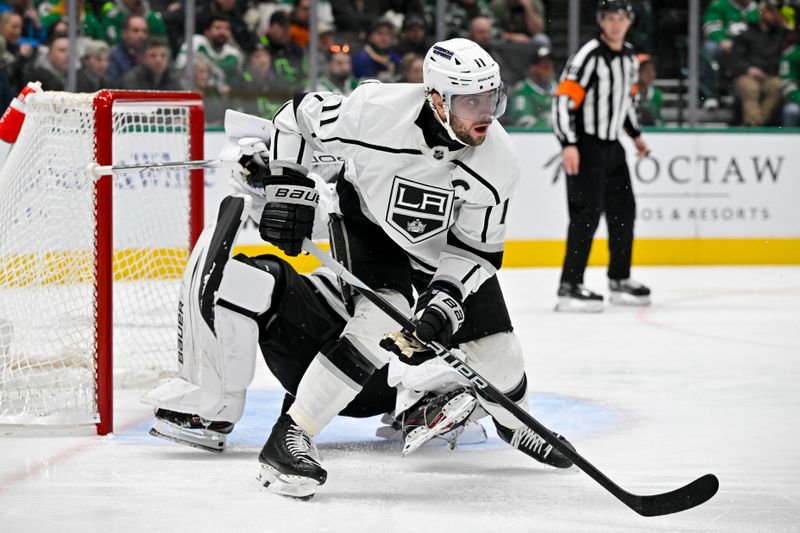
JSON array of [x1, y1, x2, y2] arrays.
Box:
[[202, 130, 800, 267]]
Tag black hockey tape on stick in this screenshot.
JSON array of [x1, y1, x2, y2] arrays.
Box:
[[302, 238, 719, 517]]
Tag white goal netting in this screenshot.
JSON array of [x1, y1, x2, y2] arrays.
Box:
[[0, 92, 199, 426]]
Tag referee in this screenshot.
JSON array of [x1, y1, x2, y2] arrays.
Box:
[[552, 0, 651, 312]]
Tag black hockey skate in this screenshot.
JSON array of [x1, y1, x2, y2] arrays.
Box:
[[399, 387, 478, 456], [555, 282, 604, 313], [494, 420, 575, 469], [258, 414, 326, 500], [609, 278, 651, 306], [149, 408, 234, 453]]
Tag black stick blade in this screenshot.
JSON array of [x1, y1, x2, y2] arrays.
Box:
[[631, 474, 719, 517]]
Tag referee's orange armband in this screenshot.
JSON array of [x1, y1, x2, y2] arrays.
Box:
[[556, 80, 586, 109]]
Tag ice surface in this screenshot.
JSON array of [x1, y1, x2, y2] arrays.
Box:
[[1, 266, 799, 532]]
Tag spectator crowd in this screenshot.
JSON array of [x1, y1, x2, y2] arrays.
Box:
[[702, 0, 799, 127], [0, 0, 797, 129]]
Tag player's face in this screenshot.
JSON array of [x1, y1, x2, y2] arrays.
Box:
[[450, 88, 506, 121], [449, 113, 491, 146], [432, 91, 497, 146]]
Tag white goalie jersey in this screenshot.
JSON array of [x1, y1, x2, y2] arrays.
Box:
[[271, 82, 521, 299]]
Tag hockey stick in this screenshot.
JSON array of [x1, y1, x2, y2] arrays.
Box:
[[302, 238, 719, 517], [87, 159, 228, 177]]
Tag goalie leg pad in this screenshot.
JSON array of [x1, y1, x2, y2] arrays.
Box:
[[198, 256, 276, 422], [174, 194, 252, 386], [141, 377, 202, 414], [156, 194, 269, 424]]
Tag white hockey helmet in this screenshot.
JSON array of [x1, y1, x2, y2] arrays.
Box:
[[423, 38, 507, 143]]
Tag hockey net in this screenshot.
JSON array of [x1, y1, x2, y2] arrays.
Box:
[[0, 90, 203, 434]]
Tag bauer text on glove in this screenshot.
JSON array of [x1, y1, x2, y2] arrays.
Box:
[[259, 170, 318, 256]]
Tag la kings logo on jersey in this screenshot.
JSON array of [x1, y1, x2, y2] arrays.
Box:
[[387, 177, 454, 243]]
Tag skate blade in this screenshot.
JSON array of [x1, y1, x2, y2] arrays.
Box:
[[402, 393, 477, 456], [257, 463, 319, 500], [554, 297, 604, 313], [149, 420, 226, 453], [450, 420, 488, 446], [375, 425, 402, 441], [609, 292, 651, 306]]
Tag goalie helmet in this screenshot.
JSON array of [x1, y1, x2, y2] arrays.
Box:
[[423, 38, 507, 145]]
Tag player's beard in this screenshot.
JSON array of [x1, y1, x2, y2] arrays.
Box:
[[450, 115, 490, 146]]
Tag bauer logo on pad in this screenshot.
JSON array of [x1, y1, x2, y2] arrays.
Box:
[[386, 176, 454, 243]]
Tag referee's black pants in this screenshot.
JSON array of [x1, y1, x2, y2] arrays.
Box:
[[560, 136, 636, 286]]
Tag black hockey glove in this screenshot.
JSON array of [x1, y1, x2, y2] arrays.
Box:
[[259, 170, 319, 256], [380, 282, 465, 366]]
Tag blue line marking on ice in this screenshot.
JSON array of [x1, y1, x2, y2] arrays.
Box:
[[126, 389, 622, 449]]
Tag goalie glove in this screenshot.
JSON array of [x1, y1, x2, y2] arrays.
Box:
[[259, 167, 319, 256], [380, 282, 465, 365], [237, 139, 271, 189]]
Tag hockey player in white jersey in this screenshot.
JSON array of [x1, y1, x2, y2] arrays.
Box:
[[256, 38, 576, 498], [143, 111, 483, 495]]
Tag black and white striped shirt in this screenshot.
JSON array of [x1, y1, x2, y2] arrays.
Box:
[[552, 38, 641, 147]]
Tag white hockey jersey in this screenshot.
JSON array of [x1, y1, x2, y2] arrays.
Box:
[[271, 82, 522, 299]]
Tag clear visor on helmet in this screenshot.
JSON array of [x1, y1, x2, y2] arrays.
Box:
[[446, 85, 507, 121]]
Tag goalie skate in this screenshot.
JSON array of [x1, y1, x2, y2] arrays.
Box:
[[148, 409, 234, 453], [375, 415, 487, 450], [400, 388, 478, 456]]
